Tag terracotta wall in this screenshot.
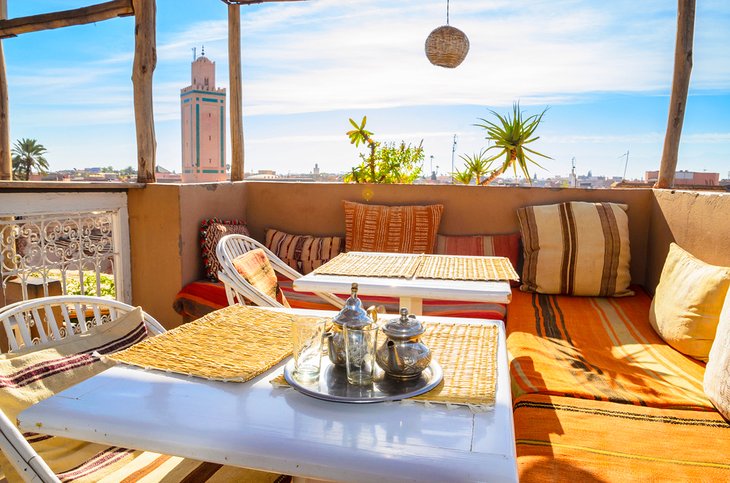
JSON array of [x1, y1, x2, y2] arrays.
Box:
[[647, 189, 730, 291], [128, 182, 246, 328], [245, 182, 653, 286]]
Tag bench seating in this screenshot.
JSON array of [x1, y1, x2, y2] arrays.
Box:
[[506, 288, 730, 481], [173, 276, 508, 322]]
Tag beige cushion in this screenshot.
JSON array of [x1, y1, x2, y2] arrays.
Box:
[[343, 200, 444, 254], [650, 243, 730, 361], [705, 288, 730, 420], [517, 201, 633, 296], [265, 228, 343, 274]]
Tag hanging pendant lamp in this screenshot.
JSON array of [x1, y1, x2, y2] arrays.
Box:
[[425, 0, 470, 68]]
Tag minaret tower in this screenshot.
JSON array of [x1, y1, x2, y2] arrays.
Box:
[[181, 47, 227, 183]]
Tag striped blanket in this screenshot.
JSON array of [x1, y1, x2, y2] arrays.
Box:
[[507, 288, 712, 409], [514, 394, 730, 482]]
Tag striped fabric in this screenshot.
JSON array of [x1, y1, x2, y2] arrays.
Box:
[[514, 394, 730, 482], [705, 288, 730, 420], [343, 201, 444, 254], [507, 288, 714, 409], [650, 243, 730, 361], [232, 249, 290, 307], [0, 307, 287, 483], [265, 228, 343, 274], [517, 201, 633, 296]]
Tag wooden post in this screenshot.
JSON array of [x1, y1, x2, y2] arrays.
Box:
[[228, 3, 244, 181], [132, 0, 156, 183], [655, 0, 695, 189], [0, 0, 10, 181]]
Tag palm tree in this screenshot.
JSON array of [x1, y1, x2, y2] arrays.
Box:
[[11, 138, 49, 181]]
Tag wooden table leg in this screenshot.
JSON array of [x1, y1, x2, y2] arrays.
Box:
[[399, 297, 423, 315]]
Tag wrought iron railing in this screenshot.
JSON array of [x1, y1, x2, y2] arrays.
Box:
[[0, 192, 132, 306]]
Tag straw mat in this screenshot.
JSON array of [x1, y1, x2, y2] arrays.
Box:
[[312, 252, 421, 278], [108, 305, 294, 382], [416, 255, 520, 282], [272, 321, 499, 409]]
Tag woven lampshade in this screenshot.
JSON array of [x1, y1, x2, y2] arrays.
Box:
[[425, 25, 470, 68]]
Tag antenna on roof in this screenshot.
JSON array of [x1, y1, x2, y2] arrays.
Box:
[[192, 47, 196, 60], [201, 45, 205, 56]]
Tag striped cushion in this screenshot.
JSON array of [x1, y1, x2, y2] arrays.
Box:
[[232, 249, 290, 307], [265, 228, 343, 274], [343, 201, 444, 254], [705, 288, 730, 420], [517, 201, 632, 296], [514, 394, 730, 482], [650, 243, 730, 361], [507, 288, 713, 409]]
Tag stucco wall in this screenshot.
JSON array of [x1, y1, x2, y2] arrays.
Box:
[[128, 182, 246, 328], [647, 189, 730, 292], [245, 182, 653, 287]]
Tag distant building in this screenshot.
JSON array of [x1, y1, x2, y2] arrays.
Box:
[[180, 51, 227, 183], [644, 170, 719, 186]]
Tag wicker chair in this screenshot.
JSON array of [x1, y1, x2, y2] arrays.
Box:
[[0, 295, 165, 354], [216, 234, 344, 309]]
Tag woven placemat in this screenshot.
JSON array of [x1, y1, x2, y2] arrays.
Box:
[[415, 255, 519, 282], [312, 252, 421, 278], [107, 305, 293, 382], [272, 321, 498, 409]]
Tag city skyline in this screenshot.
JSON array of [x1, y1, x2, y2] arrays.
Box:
[[3, 1, 729, 180]]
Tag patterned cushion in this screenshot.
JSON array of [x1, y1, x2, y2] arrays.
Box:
[[343, 200, 444, 253], [265, 228, 343, 274], [200, 218, 250, 281], [517, 201, 633, 296], [650, 243, 730, 361], [232, 248, 290, 307], [705, 287, 730, 420]]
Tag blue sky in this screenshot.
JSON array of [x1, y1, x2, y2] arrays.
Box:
[[4, 0, 729, 180]]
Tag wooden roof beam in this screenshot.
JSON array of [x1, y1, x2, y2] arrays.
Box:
[[0, 0, 133, 39]]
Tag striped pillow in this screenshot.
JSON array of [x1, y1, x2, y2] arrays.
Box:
[[232, 248, 290, 307], [704, 287, 730, 420], [517, 201, 633, 296], [265, 228, 343, 274], [343, 200, 444, 254]]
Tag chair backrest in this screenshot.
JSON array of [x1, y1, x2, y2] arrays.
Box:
[[216, 234, 344, 309], [0, 295, 165, 354], [0, 408, 59, 482]]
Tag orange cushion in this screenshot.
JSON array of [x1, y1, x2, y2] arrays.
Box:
[[343, 200, 444, 253], [232, 249, 289, 307]]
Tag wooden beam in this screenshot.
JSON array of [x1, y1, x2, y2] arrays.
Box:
[[228, 3, 244, 181], [222, 0, 307, 5], [655, 0, 695, 189], [0, 1, 133, 39], [0, 0, 9, 181], [132, 0, 156, 183]]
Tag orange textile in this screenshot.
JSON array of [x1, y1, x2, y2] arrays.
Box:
[[232, 249, 290, 307], [514, 394, 730, 483], [507, 288, 712, 409]]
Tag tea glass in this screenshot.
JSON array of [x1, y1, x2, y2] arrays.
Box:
[[291, 316, 326, 382], [344, 323, 379, 386]]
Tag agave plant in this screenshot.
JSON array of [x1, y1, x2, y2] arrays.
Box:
[[457, 149, 493, 185], [475, 102, 551, 185]]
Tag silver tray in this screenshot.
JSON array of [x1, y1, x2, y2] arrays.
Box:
[[283, 357, 443, 403]]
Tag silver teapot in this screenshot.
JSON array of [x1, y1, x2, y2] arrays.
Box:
[[325, 283, 377, 366], [376, 308, 431, 380]]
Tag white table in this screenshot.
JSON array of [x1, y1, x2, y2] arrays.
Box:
[[294, 254, 513, 315], [18, 310, 517, 483]]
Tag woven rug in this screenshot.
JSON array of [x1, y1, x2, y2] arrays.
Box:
[[272, 321, 499, 409], [312, 252, 422, 278], [107, 305, 293, 382], [416, 255, 520, 282]]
